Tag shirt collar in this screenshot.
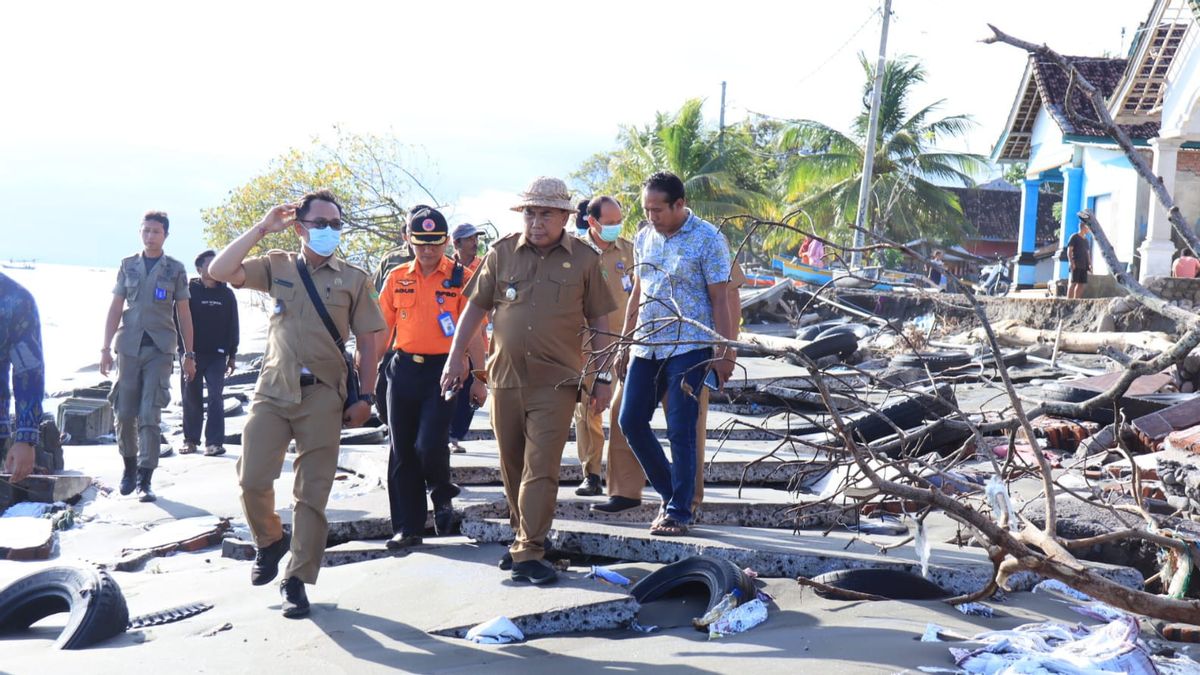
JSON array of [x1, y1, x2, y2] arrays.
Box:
[[517, 229, 573, 254], [301, 252, 342, 272], [575, 230, 603, 256]]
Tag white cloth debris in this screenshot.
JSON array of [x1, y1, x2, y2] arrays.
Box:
[[922, 623, 944, 642], [984, 476, 1020, 532], [708, 598, 768, 639], [954, 602, 994, 618], [1031, 579, 1092, 602], [914, 519, 932, 578], [2, 502, 53, 518], [465, 616, 524, 644]]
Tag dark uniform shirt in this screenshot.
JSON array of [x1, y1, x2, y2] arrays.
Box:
[[177, 279, 240, 357], [372, 244, 415, 293], [466, 231, 615, 389], [112, 253, 190, 356], [237, 250, 386, 404], [0, 273, 44, 445]]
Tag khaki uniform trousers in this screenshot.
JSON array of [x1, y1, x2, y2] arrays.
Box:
[[111, 343, 174, 470], [608, 386, 709, 512], [573, 381, 632, 478], [238, 381, 342, 584], [491, 385, 577, 563]]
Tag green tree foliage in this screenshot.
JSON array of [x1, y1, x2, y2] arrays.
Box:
[[570, 99, 781, 262], [771, 54, 988, 251], [1003, 162, 1028, 187], [201, 127, 438, 270]]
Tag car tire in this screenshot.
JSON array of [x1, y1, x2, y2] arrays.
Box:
[[810, 568, 949, 600], [890, 350, 972, 371], [0, 566, 129, 649], [631, 555, 757, 614], [800, 333, 859, 361]]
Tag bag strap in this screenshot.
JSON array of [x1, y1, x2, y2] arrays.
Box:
[[295, 256, 346, 352], [449, 261, 465, 288]]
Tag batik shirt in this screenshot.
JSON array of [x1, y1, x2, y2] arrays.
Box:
[[0, 273, 44, 444], [631, 210, 732, 359]]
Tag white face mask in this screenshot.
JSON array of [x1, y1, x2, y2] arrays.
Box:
[[599, 224, 622, 242], [304, 225, 341, 256]]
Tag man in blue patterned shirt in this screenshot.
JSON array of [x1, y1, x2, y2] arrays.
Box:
[[617, 172, 736, 537], [0, 272, 45, 483]]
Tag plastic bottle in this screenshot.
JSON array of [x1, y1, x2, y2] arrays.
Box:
[[693, 588, 742, 629]]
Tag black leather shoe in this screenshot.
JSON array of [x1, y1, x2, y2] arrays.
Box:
[[498, 552, 513, 570], [251, 532, 291, 586], [119, 458, 137, 496], [590, 496, 641, 513], [574, 473, 602, 497], [386, 534, 423, 550], [135, 468, 157, 502], [280, 577, 310, 618], [510, 559, 557, 585]]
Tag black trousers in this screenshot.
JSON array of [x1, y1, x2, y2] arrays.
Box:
[[181, 353, 227, 446], [387, 352, 455, 536]]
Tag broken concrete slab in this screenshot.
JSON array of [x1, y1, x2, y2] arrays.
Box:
[[460, 518, 1143, 597], [1131, 397, 1200, 452], [0, 474, 93, 509], [116, 517, 232, 570], [56, 396, 115, 444], [0, 516, 55, 560]]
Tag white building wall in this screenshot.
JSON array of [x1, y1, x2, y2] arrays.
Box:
[[1079, 147, 1146, 276]]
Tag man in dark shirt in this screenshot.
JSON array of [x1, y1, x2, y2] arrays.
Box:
[[1067, 221, 1091, 299], [178, 250, 240, 456], [0, 273, 44, 483]]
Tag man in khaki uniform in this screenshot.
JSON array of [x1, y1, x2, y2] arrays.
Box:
[[442, 177, 616, 585], [100, 211, 196, 503], [209, 189, 385, 618], [570, 196, 634, 497]]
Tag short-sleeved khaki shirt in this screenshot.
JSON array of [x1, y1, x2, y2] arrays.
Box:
[[238, 250, 386, 404], [112, 253, 190, 356], [574, 233, 635, 345], [466, 231, 615, 389]]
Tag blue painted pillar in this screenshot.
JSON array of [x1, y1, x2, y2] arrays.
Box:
[[1016, 178, 1041, 288], [1057, 167, 1085, 280]]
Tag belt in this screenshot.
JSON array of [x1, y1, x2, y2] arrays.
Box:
[[394, 351, 448, 364], [299, 374, 318, 386]]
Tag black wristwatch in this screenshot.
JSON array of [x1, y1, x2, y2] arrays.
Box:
[[359, 394, 376, 405]]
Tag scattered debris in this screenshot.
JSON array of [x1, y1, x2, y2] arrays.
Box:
[[0, 516, 54, 560], [465, 616, 524, 644]]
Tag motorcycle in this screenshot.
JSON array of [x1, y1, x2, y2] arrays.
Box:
[[979, 259, 1011, 296]]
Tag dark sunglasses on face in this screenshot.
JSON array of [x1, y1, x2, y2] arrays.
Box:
[[299, 218, 344, 231]]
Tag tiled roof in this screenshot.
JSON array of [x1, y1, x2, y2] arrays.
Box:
[[948, 186, 1059, 243]]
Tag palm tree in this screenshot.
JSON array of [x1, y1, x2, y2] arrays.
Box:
[[598, 98, 772, 228], [771, 55, 987, 252]]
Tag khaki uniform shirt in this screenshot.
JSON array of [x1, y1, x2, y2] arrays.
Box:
[[112, 253, 190, 356], [238, 250, 386, 405], [575, 232, 635, 344], [372, 244, 414, 292], [466, 232, 615, 389]]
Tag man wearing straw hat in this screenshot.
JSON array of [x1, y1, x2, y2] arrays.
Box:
[[442, 176, 616, 585]]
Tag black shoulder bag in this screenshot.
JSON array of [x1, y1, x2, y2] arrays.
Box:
[[295, 257, 361, 411]]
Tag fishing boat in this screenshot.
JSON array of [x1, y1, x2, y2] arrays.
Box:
[[770, 255, 835, 286], [2, 259, 35, 270]]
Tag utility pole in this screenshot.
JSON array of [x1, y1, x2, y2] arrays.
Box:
[[718, 81, 727, 159], [851, 0, 892, 269]]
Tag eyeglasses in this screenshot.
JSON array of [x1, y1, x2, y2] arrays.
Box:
[[298, 218, 344, 231]]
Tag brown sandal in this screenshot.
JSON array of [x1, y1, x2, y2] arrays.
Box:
[[650, 517, 688, 537]]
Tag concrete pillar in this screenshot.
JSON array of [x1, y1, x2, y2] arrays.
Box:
[[1016, 178, 1041, 289], [1139, 137, 1181, 281], [1057, 167, 1085, 280]]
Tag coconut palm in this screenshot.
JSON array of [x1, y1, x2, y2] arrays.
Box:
[[771, 55, 987, 252], [597, 98, 772, 228]]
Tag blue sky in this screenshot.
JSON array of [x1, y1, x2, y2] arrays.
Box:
[[1, 1, 1149, 266]]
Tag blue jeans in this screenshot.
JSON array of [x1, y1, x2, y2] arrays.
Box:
[[618, 347, 711, 524]]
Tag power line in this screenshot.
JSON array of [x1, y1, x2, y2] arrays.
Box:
[[792, 6, 881, 87]]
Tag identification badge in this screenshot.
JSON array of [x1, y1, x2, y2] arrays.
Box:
[[504, 286, 517, 301], [154, 287, 167, 301], [621, 274, 633, 293], [274, 299, 285, 315], [437, 311, 456, 337]]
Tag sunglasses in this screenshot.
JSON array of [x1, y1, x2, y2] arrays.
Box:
[[298, 218, 344, 231]]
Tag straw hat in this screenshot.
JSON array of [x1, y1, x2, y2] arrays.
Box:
[[511, 176, 573, 212]]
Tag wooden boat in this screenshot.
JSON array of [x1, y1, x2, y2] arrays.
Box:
[[770, 256, 834, 286]]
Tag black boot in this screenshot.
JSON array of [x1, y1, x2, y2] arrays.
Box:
[[574, 473, 602, 496], [280, 577, 310, 618], [119, 457, 137, 496], [136, 468, 157, 502]]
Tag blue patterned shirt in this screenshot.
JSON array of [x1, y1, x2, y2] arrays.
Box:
[[631, 210, 732, 359], [0, 273, 44, 444]]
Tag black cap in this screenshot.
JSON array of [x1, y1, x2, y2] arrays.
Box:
[[408, 207, 449, 245]]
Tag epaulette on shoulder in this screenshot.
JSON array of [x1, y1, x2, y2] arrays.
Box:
[[492, 232, 521, 248]]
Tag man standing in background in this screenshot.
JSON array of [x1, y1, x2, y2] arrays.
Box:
[[177, 249, 239, 457], [447, 222, 484, 452], [0, 272, 44, 484], [100, 211, 196, 503]]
